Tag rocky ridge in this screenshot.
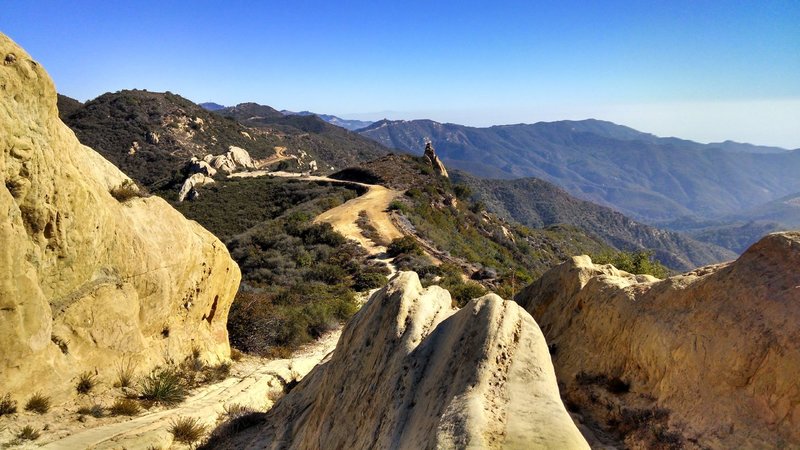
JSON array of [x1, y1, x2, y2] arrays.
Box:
[[206, 272, 588, 449], [0, 33, 240, 400], [515, 231, 800, 448]]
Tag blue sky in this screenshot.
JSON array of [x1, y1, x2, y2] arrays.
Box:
[[3, 1, 799, 147]]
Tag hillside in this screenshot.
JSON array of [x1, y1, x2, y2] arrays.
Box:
[[216, 102, 389, 169], [58, 91, 278, 188], [331, 153, 612, 296], [451, 172, 736, 270], [58, 94, 391, 191], [358, 119, 800, 223]]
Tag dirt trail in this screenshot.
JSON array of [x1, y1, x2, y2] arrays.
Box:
[[35, 332, 340, 450], [231, 170, 405, 257], [314, 185, 403, 255], [28, 171, 404, 449]]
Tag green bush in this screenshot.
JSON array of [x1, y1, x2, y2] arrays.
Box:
[[592, 250, 669, 278], [445, 281, 488, 308], [387, 236, 424, 257]]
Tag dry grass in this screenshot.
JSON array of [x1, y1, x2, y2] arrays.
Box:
[[115, 358, 138, 388], [139, 368, 187, 406], [0, 393, 17, 416], [17, 425, 40, 441], [76, 371, 98, 395], [24, 392, 50, 414], [77, 404, 105, 418], [169, 416, 207, 445], [109, 398, 141, 416]]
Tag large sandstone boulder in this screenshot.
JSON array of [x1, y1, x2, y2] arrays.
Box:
[[515, 232, 800, 449], [208, 272, 588, 450], [0, 34, 241, 401]]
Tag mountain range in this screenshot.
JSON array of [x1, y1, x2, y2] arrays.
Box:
[[57, 93, 765, 266], [357, 119, 800, 226], [451, 171, 735, 270]]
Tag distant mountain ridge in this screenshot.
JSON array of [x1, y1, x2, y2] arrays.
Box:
[[197, 102, 374, 131], [281, 110, 374, 131], [359, 118, 800, 223], [451, 171, 735, 270]]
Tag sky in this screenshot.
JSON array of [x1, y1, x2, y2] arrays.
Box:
[[2, 0, 799, 148]]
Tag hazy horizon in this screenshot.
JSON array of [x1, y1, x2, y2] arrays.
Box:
[[3, 0, 799, 148]]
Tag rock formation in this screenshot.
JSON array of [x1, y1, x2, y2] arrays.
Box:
[[178, 172, 215, 202], [0, 33, 241, 401], [423, 141, 448, 178], [204, 146, 256, 175], [515, 232, 800, 449], [208, 272, 588, 450]]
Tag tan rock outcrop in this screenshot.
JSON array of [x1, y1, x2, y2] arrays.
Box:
[[515, 232, 800, 449], [424, 141, 448, 178], [0, 33, 240, 401], [178, 172, 215, 202], [208, 272, 588, 450]]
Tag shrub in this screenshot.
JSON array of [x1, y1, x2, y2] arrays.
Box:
[[115, 358, 137, 388], [24, 392, 50, 414], [169, 416, 207, 445], [353, 271, 387, 291], [139, 368, 187, 405], [387, 236, 423, 257], [387, 200, 408, 212], [51, 335, 69, 354], [109, 398, 141, 416], [446, 281, 488, 307], [76, 371, 97, 395], [592, 250, 669, 278], [110, 179, 146, 202], [453, 183, 473, 200], [0, 393, 17, 416], [17, 425, 40, 441], [77, 404, 105, 418], [221, 403, 254, 420]]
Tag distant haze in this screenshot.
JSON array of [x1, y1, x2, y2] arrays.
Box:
[[343, 99, 800, 149]]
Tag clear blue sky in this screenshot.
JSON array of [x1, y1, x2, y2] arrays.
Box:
[[3, 0, 799, 147]]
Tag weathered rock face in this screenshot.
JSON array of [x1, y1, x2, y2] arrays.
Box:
[[204, 145, 256, 175], [178, 172, 215, 202], [515, 232, 800, 449], [423, 141, 448, 178], [0, 34, 241, 400], [209, 272, 588, 450]]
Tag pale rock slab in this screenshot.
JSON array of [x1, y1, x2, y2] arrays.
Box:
[[209, 272, 588, 450], [515, 232, 800, 448], [0, 33, 241, 402]]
